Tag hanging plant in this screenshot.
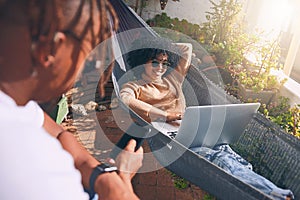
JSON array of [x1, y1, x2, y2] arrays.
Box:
[[160, 0, 168, 10]]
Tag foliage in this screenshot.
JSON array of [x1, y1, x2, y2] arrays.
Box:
[[199, 0, 254, 66], [237, 71, 285, 92], [236, 38, 287, 92], [261, 96, 300, 138], [202, 0, 242, 44], [147, 14, 209, 59], [146, 0, 287, 92], [170, 172, 189, 189], [146, 3, 254, 67], [203, 0, 298, 139], [145, 0, 297, 139], [169, 172, 216, 199], [203, 194, 216, 200], [200, 0, 286, 92], [147, 13, 202, 41]]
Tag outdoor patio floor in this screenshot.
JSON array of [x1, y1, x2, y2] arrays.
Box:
[[62, 101, 213, 200]]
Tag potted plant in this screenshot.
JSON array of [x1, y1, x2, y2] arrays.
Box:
[[233, 38, 287, 104], [198, 0, 262, 86], [196, 0, 287, 105], [262, 96, 300, 139], [199, 0, 244, 66]]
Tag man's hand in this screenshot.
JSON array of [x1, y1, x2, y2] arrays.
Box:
[[43, 112, 143, 200], [115, 139, 143, 181], [93, 140, 143, 200]]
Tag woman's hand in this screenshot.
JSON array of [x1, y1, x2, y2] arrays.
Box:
[[166, 111, 183, 122], [148, 110, 182, 122]]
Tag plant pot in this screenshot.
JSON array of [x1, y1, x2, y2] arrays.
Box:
[[237, 81, 277, 105]]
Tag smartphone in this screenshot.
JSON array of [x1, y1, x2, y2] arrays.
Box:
[[110, 123, 149, 159]]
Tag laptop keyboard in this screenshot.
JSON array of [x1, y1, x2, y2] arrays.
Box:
[[166, 131, 177, 139]]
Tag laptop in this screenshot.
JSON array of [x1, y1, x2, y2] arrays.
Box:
[[151, 103, 260, 148]]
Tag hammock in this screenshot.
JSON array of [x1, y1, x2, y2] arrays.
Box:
[[108, 1, 300, 199]]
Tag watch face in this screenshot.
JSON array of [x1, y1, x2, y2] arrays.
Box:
[[99, 163, 118, 172]]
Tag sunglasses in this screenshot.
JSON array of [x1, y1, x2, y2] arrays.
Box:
[[151, 60, 171, 68]]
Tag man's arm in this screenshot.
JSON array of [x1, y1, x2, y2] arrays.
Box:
[[43, 112, 143, 200]]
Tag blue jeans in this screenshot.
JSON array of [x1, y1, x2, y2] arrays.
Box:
[[190, 144, 294, 200]]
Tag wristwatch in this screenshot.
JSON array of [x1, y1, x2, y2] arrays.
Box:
[[89, 163, 118, 197]]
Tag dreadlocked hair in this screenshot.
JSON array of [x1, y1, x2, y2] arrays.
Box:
[[0, 0, 117, 47], [26, 0, 118, 51], [0, 0, 118, 98], [28, 0, 118, 98]]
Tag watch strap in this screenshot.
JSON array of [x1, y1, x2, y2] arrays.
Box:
[[88, 163, 118, 199]]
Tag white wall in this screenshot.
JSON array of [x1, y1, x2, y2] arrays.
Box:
[[139, 0, 263, 29], [140, 0, 212, 25]]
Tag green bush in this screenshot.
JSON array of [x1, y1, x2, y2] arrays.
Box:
[[147, 13, 202, 42], [203, 194, 215, 200], [170, 172, 189, 189], [147, 13, 210, 61], [262, 96, 300, 138], [146, 1, 298, 140]]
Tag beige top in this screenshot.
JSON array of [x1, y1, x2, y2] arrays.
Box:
[[120, 43, 193, 122]]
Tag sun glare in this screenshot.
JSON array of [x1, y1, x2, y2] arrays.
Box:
[[257, 0, 293, 39]]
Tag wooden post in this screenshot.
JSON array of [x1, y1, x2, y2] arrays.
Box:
[[283, 28, 300, 76], [135, 0, 139, 12]]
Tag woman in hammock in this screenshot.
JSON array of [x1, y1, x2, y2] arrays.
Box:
[[121, 38, 191, 123], [120, 37, 294, 200]]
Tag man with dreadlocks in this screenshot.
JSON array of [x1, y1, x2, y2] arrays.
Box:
[[0, 0, 143, 200]]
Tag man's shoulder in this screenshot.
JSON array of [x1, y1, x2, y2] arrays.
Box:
[[0, 124, 88, 199]]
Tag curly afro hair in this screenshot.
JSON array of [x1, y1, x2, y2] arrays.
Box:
[[125, 37, 182, 78]]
